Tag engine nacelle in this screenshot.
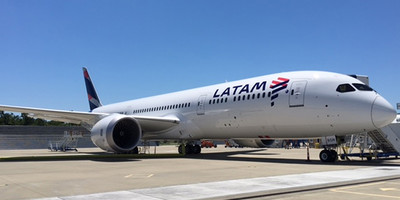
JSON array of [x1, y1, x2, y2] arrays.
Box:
[[233, 138, 275, 148], [91, 114, 142, 153]]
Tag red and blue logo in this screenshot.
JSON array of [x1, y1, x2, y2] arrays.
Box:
[[269, 77, 290, 107]]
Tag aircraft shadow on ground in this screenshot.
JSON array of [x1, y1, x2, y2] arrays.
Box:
[[1, 149, 399, 166], [186, 149, 400, 167]]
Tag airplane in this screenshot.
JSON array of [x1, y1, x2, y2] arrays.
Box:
[[0, 68, 396, 162]]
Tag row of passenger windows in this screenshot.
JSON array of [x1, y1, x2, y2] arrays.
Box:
[[130, 91, 272, 113], [132, 102, 191, 114], [336, 83, 374, 93], [209, 92, 269, 105]]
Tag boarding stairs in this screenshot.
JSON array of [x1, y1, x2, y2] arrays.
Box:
[[367, 123, 400, 154], [48, 130, 83, 152], [346, 133, 370, 154]]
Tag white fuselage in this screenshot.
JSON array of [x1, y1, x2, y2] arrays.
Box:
[[93, 71, 395, 141]]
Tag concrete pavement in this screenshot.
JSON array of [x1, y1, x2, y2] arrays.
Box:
[[0, 146, 399, 200]]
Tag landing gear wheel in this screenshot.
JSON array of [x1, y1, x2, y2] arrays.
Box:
[[178, 144, 183, 154], [319, 149, 336, 162], [330, 150, 338, 162], [179, 144, 202, 155], [185, 144, 194, 154], [193, 145, 201, 154]]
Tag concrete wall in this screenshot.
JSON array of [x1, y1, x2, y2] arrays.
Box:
[[0, 126, 95, 149]]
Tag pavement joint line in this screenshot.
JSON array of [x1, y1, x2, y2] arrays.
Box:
[[33, 166, 400, 200]]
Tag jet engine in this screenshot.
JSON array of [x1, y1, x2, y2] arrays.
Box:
[[233, 138, 275, 148], [90, 114, 142, 153]]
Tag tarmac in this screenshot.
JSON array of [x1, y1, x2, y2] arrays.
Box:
[[0, 146, 399, 200]]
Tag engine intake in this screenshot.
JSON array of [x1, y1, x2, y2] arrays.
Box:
[[91, 114, 142, 153]]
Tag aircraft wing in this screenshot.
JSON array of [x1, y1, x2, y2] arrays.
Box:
[[0, 105, 180, 133], [0, 105, 104, 125]]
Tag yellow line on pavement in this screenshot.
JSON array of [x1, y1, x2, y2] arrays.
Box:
[[330, 182, 400, 199]]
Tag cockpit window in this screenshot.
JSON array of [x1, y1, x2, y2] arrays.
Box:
[[352, 83, 374, 91], [336, 84, 356, 93]]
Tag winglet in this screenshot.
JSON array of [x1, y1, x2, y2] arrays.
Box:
[[83, 67, 102, 111]]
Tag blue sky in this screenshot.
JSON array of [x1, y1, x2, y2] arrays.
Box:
[[1, 0, 399, 112]]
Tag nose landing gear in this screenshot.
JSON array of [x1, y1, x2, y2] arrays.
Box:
[[319, 149, 338, 162]]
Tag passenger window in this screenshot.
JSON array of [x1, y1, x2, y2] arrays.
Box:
[[352, 83, 374, 91], [336, 84, 356, 93]]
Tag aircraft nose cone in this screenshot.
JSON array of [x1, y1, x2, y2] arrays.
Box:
[[371, 96, 396, 128]]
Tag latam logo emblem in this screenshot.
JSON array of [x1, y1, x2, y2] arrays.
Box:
[[269, 77, 290, 107], [88, 94, 101, 108]]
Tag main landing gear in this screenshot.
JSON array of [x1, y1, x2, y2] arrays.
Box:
[[319, 148, 338, 162], [178, 144, 201, 155]]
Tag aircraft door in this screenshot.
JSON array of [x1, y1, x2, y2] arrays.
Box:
[[197, 95, 207, 115], [289, 81, 307, 107]]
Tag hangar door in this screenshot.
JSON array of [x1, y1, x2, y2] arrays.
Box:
[[289, 81, 307, 107]]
